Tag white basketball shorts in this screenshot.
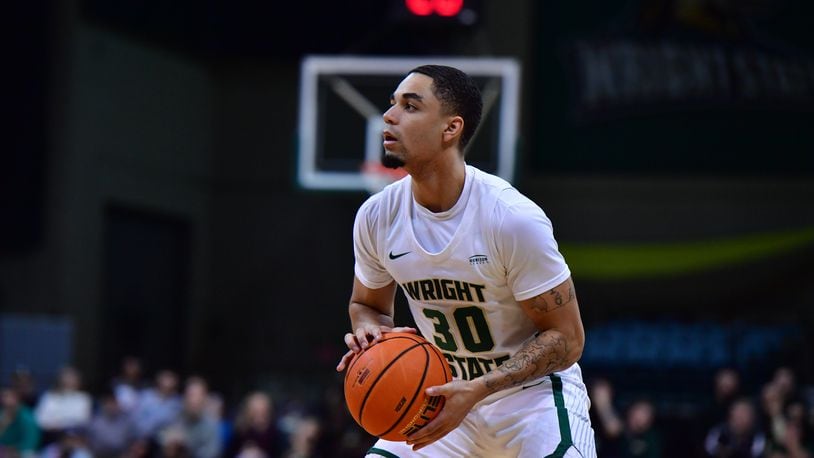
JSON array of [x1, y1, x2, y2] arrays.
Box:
[[366, 373, 597, 458]]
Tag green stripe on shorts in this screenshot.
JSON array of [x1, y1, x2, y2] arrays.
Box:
[[367, 447, 401, 458], [544, 374, 573, 458]]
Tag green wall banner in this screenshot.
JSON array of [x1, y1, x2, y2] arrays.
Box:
[[562, 227, 814, 280]]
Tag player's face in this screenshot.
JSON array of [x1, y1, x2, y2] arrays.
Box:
[[382, 73, 449, 167]]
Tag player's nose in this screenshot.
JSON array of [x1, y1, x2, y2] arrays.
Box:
[[383, 105, 397, 125]]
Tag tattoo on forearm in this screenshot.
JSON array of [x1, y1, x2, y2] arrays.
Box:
[[483, 331, 569, 393]]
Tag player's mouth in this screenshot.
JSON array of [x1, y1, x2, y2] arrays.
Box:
[[383, 131, 398, 147]]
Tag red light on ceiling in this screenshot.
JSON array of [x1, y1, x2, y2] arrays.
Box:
[[405, 0, 464, 17], [405, 0, 434, 16], [434, 0, 464, 16]]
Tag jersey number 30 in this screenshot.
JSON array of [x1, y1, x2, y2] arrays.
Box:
[[422, 306, 495, 353]]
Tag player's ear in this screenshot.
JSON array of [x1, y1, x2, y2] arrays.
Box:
[[442, 116, 464, 143]]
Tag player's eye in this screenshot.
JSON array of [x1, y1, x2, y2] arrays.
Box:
[[404, 103, 416, 111]]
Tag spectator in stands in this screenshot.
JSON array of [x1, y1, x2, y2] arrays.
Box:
[[589, 378, 624, 457], [124, 437, 152, 458], [773, 367, 798, 404], [112, 356, 146, 413], [763, 381, 791, 454], [40, 427, 93, 458], [161, 376, 221, 458], [0, 386, 40, 457], [224, 391, 282, 458], [10, 369, 39, 409], [282, 416, 321, 458], [621, 398, 661, 458], [87, 390, 137, 458], [707, 368, 742, 426], [159, 425, 192, 458], [133, 370, 182, 440], [705, 397, 766, 458], [766, 397, 814, 458], [776, 423, 813, 458], [204, 387, 228, 445], [808, 396, 814, 435], [696, 368, 743, 454], [34, 366, 92, 444]]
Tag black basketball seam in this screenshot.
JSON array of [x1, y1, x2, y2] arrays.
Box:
[[424, 344, 451, 416], [376, 342, 432, 437], [428, 344, 452, 383], [356, 337, 427, 425]]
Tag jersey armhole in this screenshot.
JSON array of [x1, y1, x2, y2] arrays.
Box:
[[512, 267, 571, 302]]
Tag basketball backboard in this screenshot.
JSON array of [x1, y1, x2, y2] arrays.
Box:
[[297, 56, 521, 192]]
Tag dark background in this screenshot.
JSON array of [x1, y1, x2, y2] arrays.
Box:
[[2, 0, 813, 456]]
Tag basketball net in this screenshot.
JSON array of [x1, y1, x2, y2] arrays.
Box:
[[361, 161, 408, 194]]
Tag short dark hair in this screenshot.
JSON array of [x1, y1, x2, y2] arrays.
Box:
[[409, 65, 483, 150]]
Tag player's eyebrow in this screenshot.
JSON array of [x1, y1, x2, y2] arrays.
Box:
[[390, 92, 424, 103]]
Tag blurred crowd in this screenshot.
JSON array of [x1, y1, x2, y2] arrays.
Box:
[[0, 357, 372, 458], [591, 366, 814, 458], [2, 357, 813, 458]]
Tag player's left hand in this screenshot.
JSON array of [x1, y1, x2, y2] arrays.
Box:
[[335, 326, 417, 372], [406, 380, 488, 451]]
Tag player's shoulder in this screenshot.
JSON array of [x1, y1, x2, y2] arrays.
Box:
[[355, 174, 411, 223], [469, 165, 513, 195], [469, 166, 542, 217]]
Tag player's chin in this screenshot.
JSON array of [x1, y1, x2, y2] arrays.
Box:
[[381, 152, 406, 169]]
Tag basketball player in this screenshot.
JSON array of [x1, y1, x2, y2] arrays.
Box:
[[336, 65, 596, 457]]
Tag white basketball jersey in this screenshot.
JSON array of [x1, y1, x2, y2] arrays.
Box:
[[354, 165, 577, 384]]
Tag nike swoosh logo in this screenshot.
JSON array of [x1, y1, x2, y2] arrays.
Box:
[[388, 251, 411, 260]]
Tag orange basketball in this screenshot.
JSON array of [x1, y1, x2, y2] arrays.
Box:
[[344, 332, 452, 441]]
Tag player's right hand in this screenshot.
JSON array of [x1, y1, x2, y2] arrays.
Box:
[[335, 325, 416, 372]]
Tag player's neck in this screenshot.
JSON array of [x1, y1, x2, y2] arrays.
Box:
[[408, 153, 466, 213]]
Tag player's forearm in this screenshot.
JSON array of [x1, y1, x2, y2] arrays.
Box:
[[477, 329, 580, 395], [349, 301, 394, 330]]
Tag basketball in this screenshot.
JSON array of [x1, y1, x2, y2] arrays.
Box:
[[343, 332, 452, 441]]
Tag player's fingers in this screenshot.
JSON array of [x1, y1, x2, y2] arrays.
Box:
[[425, 382, 452, 397], [344, 333, 360, 352], [407, 411, 446, 444], [356, 327, 373, 349], [410, 420, 451, 451], [336, 350, 355, 372], [369, 325, 383, 343], [388, 326, 417, 334]]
